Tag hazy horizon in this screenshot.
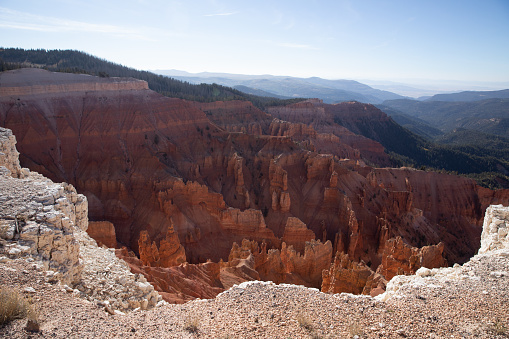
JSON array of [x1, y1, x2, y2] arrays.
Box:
[[1, 0, 508, 86], [153, 68, 509, 98]]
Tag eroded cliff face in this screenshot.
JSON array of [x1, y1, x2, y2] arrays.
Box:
[[321, 251, 386, 296], [87, 221, 117, 248], [268, 100, 390, 166], [2, 69, 509, 303]]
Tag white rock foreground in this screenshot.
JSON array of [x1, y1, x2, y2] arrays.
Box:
[[376, 203, 509, 303], [0, 126, 508, 338], [0, 127, 161, 312]]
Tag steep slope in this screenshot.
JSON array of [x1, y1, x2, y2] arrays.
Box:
[[375, 104, 444, 139], [1, 68, 508, 303], [0, 48, 303, 109], [1, 204, 507, 338], [381, 98, 509, 138]]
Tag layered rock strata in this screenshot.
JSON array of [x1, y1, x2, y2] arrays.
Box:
[[2, 69, 509, 302], [376, 236, 447, 280]]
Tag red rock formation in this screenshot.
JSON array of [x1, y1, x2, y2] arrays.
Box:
[[138, 223, 187, 268], [227, 238, 332, 288], [2, 69, 509, 301], [116, 247, 223, 303], [321, 252, 386, 296], [376, 236, 447, 280], [87, 221, 117, 248], [268, 100, 391, 166], [282, 217, 315, 253], [193, 101, 271, 135]]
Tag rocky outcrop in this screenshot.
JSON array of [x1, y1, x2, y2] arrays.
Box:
[[75, 231, 161, 311], [0, 143, 87, 284], [479, 204, 509, 254], [193, 100, 271, 135], [116, 247, 224, 303], [0, 128, 22, 178], [268, 99, 391, 166], [0, 68, 148, 96], [226, 238, 332, 288], [282, 217, 315, 253], [2, 69, 509, 301], [377, 204, 509, 302], [0, 127, 161, 311], [87, 221, 117, 248]]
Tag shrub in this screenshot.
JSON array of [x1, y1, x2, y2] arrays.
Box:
[[488, 318, 508, 337], [184, 317, 200, 333], [297, 313, 313, 332], [0, 286, 30, 325]]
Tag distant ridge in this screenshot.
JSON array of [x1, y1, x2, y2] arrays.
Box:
[[426, 89, 509, 102], [381, 98, 509, 138], [0, 48, 304, 109], [154, 69, 407, 104]]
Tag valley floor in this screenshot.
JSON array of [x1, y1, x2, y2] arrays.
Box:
[[1, 249, 508, 339]]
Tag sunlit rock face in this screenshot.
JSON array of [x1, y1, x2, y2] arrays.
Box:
[[2, 69, 509, 302]]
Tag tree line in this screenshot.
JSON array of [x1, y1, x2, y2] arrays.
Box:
[[0, 48, 304, 109]]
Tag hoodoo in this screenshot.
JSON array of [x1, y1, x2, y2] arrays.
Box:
[[1, 69, 508, 302]]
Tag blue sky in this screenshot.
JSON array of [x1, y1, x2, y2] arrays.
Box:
[[1, 0, 508, 84]]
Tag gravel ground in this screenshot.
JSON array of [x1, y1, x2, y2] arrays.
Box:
[[1, 249, 508, 339]]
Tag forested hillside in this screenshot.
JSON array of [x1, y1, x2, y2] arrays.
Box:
[[380, 98, 509, 138], [0, 48, 303, 109]]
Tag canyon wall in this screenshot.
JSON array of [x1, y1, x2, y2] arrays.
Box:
[[1, 69, 508, 302]]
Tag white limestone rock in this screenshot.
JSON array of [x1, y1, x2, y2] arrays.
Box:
[[479, 204, 509, 254], [0, 127, 161, 312], [0, 128, 21, 178]]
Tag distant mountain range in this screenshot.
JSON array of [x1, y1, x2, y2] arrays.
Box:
[[425, 89, 509, 102], [379, 96, 509, 139], [361, 79, 509, 99], [154, 70, 406, 104]]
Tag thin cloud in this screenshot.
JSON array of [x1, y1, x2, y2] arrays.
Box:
[[0, 7, 154, 40], [278, 42, 318, 50], [203, 12, 237, 17]]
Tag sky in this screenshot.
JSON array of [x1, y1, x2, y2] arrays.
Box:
[[1, 0, 509, 85]]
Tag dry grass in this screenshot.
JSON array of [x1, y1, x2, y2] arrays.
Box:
[[184, 317, 200, 333], [297, 313, 314, 332], [489, 318, 509, 337], [348, 322, 364, 338], [0, 286, 30, 325]]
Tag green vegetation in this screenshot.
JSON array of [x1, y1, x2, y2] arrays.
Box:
[[333, 111, 509, 189], [380, 98, 509, 138], [2, 48, 507, 189], [0, 48, 304, 109]]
